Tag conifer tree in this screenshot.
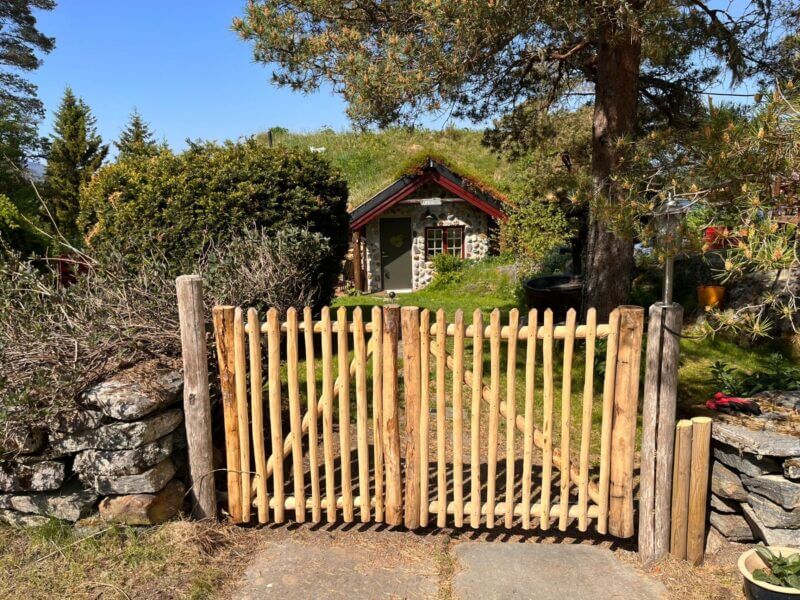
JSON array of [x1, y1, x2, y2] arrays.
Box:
[[45, 88, 108, 242], [115, 109, 157, 158]]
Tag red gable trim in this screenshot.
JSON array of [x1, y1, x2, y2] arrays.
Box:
[[350, 170, 506, 230]]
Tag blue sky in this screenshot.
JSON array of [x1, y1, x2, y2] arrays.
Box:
[[31, 1, 356, 153]]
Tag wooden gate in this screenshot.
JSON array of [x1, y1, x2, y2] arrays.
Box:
[[211, 304, 644, 537]]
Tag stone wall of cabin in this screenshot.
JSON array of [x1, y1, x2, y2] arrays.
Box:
[[363, 200, 491, 292]]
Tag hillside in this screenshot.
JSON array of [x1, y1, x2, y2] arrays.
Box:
[[260, 127, 514, 208]]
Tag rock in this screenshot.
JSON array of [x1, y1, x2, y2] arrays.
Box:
[[49, 409, 183, 455], [83, 458, 176, 495], [705, 526, 730, 556], [753, 390, 800, 412], [84, 362, 182, 421], [711, 461, 748, 502], [73, 435, 173, 478], [712, 422, 800, 457], [48, 408, 105, 433], [0, 460, 64, 492], [785, 458, 800, 480], [742, 474, 800, 509], [709, 510, 755, 542], [710, 494, 740, 514], [713, 442, 781, 477], [742, 503, 800, 546], [747, 492, 800, 528], [0, 509, 50, 527], [1, 425, 45, 455], [0, 488, 97, 522], [98, 480, 185, 525]]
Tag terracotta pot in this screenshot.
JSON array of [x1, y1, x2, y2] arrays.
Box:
[[697, 284, 725, 308], [738, 547, 800, 600]]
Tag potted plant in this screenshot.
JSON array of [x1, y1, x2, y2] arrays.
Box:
[[738, 546, 800, 600], [696, 252, 726, 308]]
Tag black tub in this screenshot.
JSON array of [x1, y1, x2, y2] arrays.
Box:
[[523, 275, 583, 322]]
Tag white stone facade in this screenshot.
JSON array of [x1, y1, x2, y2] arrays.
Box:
[[362, 199, 491, 292]]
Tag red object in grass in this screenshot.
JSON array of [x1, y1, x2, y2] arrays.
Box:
[[706, 392, 761, 415]]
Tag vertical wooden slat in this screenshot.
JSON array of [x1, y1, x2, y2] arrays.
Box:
[[558, 308, 577, 531], [597, 308, 620, 534], [419, 309, 431, 527], [353, 308, 371, 523], [435, 309, 448, 528], [521, 309, 538, 530], [382, 305, 402, 526], [233, 308, 252, 522], [486, 308, 501, 528], [402, 307, 421, 528], [248, 308, 269, 524], [286, 308, 306, 523], [321, 307, 337, 522], [303, 307, 321, 523], [469, 310, 484, 529], [608, 306, 645, 539], [337, 306, 354, 522], [504, 308, 520, 528], [578, 308, 597, 531], [540, 309, 555, 530], [371, 306, 385, 522], [687, 416, 712, 565], [212, 306, 242, 523], [452, 309, 465, 528], [670, 419, 693, 560], [266, 308, 285, 523]]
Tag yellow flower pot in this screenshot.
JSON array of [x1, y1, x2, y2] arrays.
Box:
[[697, 284, 725, 308]]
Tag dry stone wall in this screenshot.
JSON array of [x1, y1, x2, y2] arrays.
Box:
[[0, 361, 187, 527]]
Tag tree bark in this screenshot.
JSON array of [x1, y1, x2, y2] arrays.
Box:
[[584, 19, 642, 320]]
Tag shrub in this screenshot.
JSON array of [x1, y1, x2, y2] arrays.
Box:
[[429, 253, 465, 288], [79, 139, 350, 307], [502, 199, 569, 275]]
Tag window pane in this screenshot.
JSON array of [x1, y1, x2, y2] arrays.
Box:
[[427, 228, 443, 256], [446, 228, 462, 256]]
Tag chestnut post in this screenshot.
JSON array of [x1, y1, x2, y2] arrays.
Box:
[[639, 302, 684, 562], [401, 306, 421, 528], [176, 275, 217, 520], [382, 304, 403, 525], [608, 306, 645, 538]]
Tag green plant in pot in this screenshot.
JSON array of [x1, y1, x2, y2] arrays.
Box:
[[739, 546, 800, 599]]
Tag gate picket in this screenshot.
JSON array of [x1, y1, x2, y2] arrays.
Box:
[[211, 303, 643, 538]]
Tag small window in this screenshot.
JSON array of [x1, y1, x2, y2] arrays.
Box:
[[425, 226, 463, 259]]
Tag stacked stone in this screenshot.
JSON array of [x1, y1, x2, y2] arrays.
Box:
[[708, 399, 800, 547], [0, 362, 186, 527]]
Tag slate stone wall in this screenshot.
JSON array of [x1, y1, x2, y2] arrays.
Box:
[[0, 360, 187, 527]]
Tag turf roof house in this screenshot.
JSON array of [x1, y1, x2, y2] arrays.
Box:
[[349, 157, 507, 292]]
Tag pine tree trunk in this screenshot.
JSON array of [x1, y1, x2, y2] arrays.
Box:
[[584, 20, 642, 320]]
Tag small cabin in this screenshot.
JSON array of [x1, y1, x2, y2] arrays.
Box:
[[348, 158, 507, 292]]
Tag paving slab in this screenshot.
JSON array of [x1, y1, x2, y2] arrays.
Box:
[[235, 539, 438, 600], [453, 542, 666, 600]]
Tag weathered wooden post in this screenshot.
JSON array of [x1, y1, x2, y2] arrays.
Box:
[[382, 304, 403, 525], [175, 275, 217, 520], [608, 305, 645, 538], [639, 302, 684, 562], [401, 306, 421, 528]]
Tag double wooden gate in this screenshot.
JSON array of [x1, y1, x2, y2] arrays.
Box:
[[211, 304, 644, 537]]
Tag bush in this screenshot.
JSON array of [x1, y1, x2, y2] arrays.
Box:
[[429, 253, 465, 289], [79, 139, 350, 307], [502, 199, 569, 275]]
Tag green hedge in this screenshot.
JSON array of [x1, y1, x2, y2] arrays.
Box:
[[79, 140, 350, 304]]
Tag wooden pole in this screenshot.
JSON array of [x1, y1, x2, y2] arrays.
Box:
[[233, 308, 252, 522], [559, 308, 577, 532], [469, 310, 484, 529], [402, 306, 421, 528], [540, 309, 555, 530], [486, 309, 501, 528], [337, 307, 354, 522], [382, 305, 402, 526], [597, 308, 620, 534], [639, 302, 684, 562], [176, 275, 217, 520], [321, 307, 337, 522], [420, 309, 431, 527], [266, 308, 285, 522], [608, 306, 644, 538], [687, 416, 712, 566], [669, 420, 693, 560], [578, 308, 597, 532], [247, 308, 269, 524], [353, 308, 371, 523], [371, 307, 385, 522], [452, 309, 465, 528], [521, 309, 538, 530], [504, 308, 519, 529], [304, 307, 321, 523]]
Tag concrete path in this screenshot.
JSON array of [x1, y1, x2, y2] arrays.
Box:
[[453, 543, 666, 600], [232, 537, 665, 600]]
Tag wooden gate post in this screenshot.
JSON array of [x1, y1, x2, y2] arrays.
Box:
[[639, 302, 684, 562], [401, 307, 421, 528], [382, 305, 403, 526], [608, 306, 645, 538], [176, 275, 217, 520]]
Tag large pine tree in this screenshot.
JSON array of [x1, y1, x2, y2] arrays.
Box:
[[45, 88, 108, 242], [115, 109, 157, 159]]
